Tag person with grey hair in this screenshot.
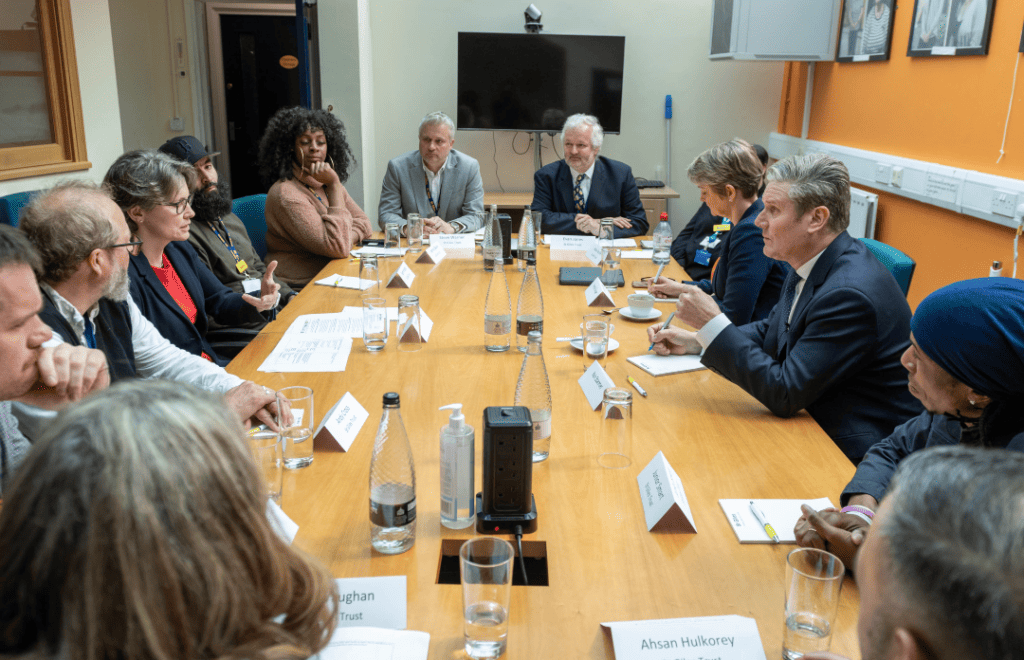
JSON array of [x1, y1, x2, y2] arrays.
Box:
[[801, 445, 1024, 660], [17, 180, 284, 440], [104, 150, 279, 365], [531, 113, 648, 238], [377, 111, 484, 234], [0, 222, 109, 494], [649, 153, 921, 463]]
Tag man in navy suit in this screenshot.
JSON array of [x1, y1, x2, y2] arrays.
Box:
[[531, 114, 648, 238], [648, 154, 922, 463]]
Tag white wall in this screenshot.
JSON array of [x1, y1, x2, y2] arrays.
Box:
[[0, 0, 124, 196], [362, 0, 785, 230]]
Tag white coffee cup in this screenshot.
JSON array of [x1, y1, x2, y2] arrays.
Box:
[[627, 293, 655, 317]]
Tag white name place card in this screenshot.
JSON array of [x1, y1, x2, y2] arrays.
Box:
[[266, 498, 299, 544], [333, 576, 407, 629], [585, 243, 604, 266], [637, 451, 697, 533], [548, 235, 598, 251], [430, 233, 476, 251], [397, 307, 433, 343], [585, 277, 615, 307], [578, 360, 616, 410], [415, 243, 446, 264], [601, 615, 767, 660], [313, 392, 369, 452], [387, 261, 416, 288]]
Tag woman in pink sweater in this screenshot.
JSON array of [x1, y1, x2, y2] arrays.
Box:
[[258, 107, 373, 288]]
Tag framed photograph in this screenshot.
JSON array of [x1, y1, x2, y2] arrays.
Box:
[[837, 0, 897, 62], [908, 0, 996, 57]]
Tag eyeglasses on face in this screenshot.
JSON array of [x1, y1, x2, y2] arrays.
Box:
[[105, 240, 144, 255], [161, 195, 194, 215]]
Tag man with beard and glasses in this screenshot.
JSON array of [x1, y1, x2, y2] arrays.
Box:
[[16, 181, 284, 440], [159, 136, 294, 325]]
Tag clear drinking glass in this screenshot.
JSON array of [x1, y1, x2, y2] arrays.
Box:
[[278, 386, 314, 469], [532, 210, 542, 244], [359, 254, 381, 297], [362, 295, 388, 351], [599, 218, 620, 290], [598, 388, 633, 468], [407, 213, 424, 253], [397, 294, 422, 352], [460, 537, 515, 659], [384, 221, 401, 250], [248, 428, 283, 503], [581, 314, 611, 366], [783, 548, 845, 659]]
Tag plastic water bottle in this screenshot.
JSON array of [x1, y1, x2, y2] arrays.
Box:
[[652, 211, 672, 266], [483, 203, 501, 271], [484, 257, 512, 352], [515, 330, 553, 462], [517, 207, 536, 272], [515, 256, 543, 353], [370, 392, 416, 554]]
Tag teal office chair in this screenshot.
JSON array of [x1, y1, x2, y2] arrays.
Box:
[[0, 191, 35, 227], [860, 238, 915, 298], [231, 193, 268, 259]]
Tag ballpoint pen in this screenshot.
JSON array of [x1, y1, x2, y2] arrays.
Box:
[[626, 375, 648, 397], [652, 262, 666, 285], [647, 311, 676, 352], [749, 500, 780, 543]]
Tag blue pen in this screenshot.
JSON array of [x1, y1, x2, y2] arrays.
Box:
[[647, 311, 676, 352]]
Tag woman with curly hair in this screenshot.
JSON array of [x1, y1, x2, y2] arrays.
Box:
[[258, 107, 373, 288], [0, 379, 339, 660]]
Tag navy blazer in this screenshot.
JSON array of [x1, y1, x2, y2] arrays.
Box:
[[531, 156, 649, 238], [688, 199, 788, 325], [129, 241, 266, 366], [701, 231, 924, 462], [671, 203, 720, 281]]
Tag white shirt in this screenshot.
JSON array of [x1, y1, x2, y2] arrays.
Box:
[[422, 153, 452, 211], [570, 162, 596, 210]]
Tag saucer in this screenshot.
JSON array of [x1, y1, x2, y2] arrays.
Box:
[[569, 337, 620, 353], [619, 307, 662, 321]]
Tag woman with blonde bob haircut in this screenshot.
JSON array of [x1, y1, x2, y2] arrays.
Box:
[[0, 380, 338, 660]]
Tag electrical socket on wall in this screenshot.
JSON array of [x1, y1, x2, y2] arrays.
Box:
[[875, 163, 893, 185], [991, 190, 1018, 217], [891, 166, 904, 188]]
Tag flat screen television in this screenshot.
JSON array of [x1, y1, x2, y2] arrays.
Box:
[[457, 32, 625, 134]]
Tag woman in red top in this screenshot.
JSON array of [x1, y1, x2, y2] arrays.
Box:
[[105, 150, 280, 365]]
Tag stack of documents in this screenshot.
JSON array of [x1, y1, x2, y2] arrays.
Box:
[[627, 353, 706, 377], [314, 274, 378, 290], [257, 313, 358, 372]]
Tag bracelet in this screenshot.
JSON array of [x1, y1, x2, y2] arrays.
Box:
[[841, 505, 875, 526]]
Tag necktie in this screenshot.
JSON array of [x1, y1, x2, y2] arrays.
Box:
[[83, 317, 97, 349], [573, 174, 585, 213], [775, 274, 799, 351]]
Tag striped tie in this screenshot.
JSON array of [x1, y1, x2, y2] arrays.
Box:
[[573, 174, 585, 213]]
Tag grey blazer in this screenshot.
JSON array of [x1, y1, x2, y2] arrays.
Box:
[[378, 149, 485, 232]]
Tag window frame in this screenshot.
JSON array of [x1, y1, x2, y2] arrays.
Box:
[[0, 0, 89, 182]]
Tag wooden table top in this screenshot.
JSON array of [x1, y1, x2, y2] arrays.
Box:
[[485, 186, 680, 208], [227, 241, 860, 659]]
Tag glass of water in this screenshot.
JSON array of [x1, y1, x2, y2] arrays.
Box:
[[599, 218, 620, 290], [362, 296, 388, 352], [406, 213, 424, 253], [359, 254, 381, 297], [783, 548, 845, 659], [248, 428, 283, 503], [277, 386, 314, 469], [581, 314, 611, 367], [384, 221, 401, 250], [460, 537, 515, 659]]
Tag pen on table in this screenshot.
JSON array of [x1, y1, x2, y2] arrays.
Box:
[[647, 311, 676, 352], [626, 375, 648, 397], [749, 500, 780, 543], [652, 262, 666, 285]]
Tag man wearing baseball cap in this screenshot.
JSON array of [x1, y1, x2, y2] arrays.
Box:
[[159, 136, 293, 325]]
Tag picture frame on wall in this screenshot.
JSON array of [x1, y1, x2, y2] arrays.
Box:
[[907, 0, 996, 57], [837, 0, 897, 62]]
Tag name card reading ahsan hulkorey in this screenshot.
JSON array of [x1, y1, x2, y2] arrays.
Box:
[[415, 243, 446, 265], [313, 392, 369, 452], [637, 451, 697, 533], [387, 261, 416, 288], [601, 615, 767, 660], [585, 277, 615, 307], [333, 575, 407, 629]]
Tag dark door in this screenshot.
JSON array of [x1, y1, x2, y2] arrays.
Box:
[[220, 14, 301, 198]]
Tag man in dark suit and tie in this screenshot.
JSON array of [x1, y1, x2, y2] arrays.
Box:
[[531, 114, 648, 238], [378, 111, 484, 234], [648, 153, 922, 463]]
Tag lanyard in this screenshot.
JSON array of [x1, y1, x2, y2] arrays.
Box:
[[303, 183, 327, 207], [708, 218, 731, 244], [209, 220, 249, 275], [423, 171, 439, 216]]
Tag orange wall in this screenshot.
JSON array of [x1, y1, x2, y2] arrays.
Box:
[[778, 0, 1024, 308]]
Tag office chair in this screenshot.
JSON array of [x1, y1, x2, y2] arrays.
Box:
[[231, 193, 269, 259], [860, 238, 916, 298], [0, 191, 35, 227]]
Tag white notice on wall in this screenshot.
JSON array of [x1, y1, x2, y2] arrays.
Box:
[[925, 171, 962, 204]]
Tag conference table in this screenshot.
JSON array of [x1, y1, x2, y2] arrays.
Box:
[[228, 238, 861, 659]]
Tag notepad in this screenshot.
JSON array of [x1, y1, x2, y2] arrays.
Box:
[[718, 497, 835, 544], [627, 353, 706, 376]]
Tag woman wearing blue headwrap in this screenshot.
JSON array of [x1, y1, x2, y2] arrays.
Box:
[[793, 277, 1024, 569]]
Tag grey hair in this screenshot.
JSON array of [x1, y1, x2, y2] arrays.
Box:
[[19, 181, 118, 284], [880, 445, 1024, 660], [765, 153, 850, 233], [560, 113, 604, 150], [419, 112, 454, 139], [103, 150, 197, 233], [687, 138, 764, 199], [0, 224, 42, 278]]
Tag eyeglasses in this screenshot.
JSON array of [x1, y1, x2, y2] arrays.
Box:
[[105, 240, 143, 255], [161, 195, 194, 215]]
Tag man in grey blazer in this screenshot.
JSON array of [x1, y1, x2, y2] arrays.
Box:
[[378, 111, 485, 234]]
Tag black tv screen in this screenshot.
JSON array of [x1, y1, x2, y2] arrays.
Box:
[[457, 32, 625, 134]]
